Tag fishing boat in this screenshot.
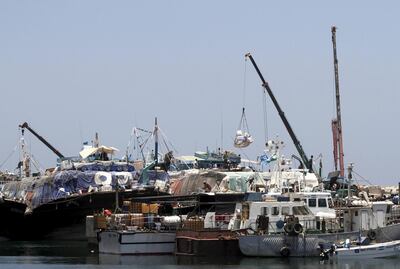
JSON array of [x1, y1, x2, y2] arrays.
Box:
[[0, 122, 171, 240], [234, 194, 400, 257]]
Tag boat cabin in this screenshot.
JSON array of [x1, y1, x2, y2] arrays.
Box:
[[229, 199, 316, 233], [264, 191, 336, 219], [342, 201, 393, 232]]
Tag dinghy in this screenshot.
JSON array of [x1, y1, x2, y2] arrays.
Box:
[[332, 240, 400, 259]]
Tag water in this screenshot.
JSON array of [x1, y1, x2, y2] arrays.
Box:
[[0, 239, 398, 269]]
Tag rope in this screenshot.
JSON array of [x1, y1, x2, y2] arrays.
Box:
[[159, 127, 179, 155], [29, 154, 45, 174], [238, 107, 250, 132], [0, 143, 19, 170], [352, 170, 374, 185]]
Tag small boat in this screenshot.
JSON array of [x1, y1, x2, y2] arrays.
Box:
[[96, 213, 181, 255], [98, 229, 176, 255], [332, 240, 400, 259]]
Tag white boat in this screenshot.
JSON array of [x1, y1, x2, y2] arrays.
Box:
[[333, 240, 400, 259], [98, 230, 176, 255]]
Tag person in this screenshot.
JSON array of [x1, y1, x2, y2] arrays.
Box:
[[163, 151, 174, 171], [203, 180, 212, 192]]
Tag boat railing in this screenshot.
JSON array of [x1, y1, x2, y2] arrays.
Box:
[[237, 217, 341, 235], [93, 213, 182, 232]]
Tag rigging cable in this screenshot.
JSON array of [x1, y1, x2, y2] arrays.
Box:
[[159, 127, 179, 154], [238, 58, 251, 134], [352, 169, 373, 186], [262, 88, 269, 141], [0, 142, 19, 170]]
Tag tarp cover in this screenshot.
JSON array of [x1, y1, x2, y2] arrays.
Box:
[[169, 169, 265, 195], [1, 167, 170, 211]]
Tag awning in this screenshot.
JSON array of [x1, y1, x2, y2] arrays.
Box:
[[79, 145, 119, 159], [175, 155, 205, 162]]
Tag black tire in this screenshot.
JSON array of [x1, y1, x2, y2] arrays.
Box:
[[367, 230, 377, 241], [293, 223, 303, 234], [280, 246, 290, 257], [284, 223, 294, 234]]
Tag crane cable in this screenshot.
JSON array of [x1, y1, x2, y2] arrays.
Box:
[[238, 58, 251, 134], [262, 87, 269, 142]]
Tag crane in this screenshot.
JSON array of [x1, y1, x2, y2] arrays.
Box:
[[19, 122, 65, 159], [245, 53, 313, 172], [331, 26, 345, 177]]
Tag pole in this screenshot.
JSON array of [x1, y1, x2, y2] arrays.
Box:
[[347, 163, 353, 206], [154, 117, 158, 165]]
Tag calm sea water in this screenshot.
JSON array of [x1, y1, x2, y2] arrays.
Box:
[[0, 239, 398, 269]]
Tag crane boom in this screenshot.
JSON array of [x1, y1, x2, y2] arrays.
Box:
[[331, 26, 345, 177], [245, 53, 312, 171], [19, 122, 65, 159]]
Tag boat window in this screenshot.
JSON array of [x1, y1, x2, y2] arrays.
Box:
[[387, 205, 391, 214], [281, 206, 290, 216], [318, 198, 327, 208], [261, 207, 269, 216], [272, 206, 279, 216], [293, 206, 312, 215], [308, 198, 316, 207]]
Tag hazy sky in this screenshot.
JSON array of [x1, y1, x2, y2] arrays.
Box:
[[1, 1, 399, 185]]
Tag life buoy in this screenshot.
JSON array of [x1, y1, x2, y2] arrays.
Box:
[[284, 222, 294, 234], [280, 246, 290, 257], [367, 230, 377, 241], [293, 223, 303, 234]]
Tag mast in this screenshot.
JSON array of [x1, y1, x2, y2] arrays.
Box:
[[20, 128, 30, 177], [331, 26, 345, 177], [154, 117, 158, 165], [245, 53, 313, 172]]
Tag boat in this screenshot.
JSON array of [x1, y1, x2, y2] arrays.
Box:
[[96, 211, 180, 255], [0, 123, 170, 240], [233, 194, 400, 257], [332, 239, 400, 259], [98, 230, 176, 255]]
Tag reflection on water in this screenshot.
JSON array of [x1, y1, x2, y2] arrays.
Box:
[[0, 240, 98, 264], [0, 240, 399, 269]]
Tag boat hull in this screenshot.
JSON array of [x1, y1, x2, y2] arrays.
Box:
[[98, 230, 176, 255], [175, 230, 240, 256], [239, 234, 323, 257]]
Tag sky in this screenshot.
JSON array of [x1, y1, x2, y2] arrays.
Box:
[[0, 1, 399, 185]]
